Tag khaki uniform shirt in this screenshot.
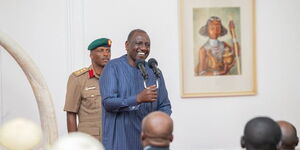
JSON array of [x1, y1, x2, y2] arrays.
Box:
[[64, 66, 102, 141]]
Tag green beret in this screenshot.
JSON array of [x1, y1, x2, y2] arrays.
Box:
[[88, 38, 112, 50]]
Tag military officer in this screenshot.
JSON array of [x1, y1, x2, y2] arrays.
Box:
[[64, 38, 112, 141]]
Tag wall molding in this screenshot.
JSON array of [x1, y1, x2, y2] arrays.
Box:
[[65, 0, 86, 73], [0, 48, 3, 124]]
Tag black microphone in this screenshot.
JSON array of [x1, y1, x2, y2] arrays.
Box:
[[135, 59, 148, 80], [148, 58, 161, 78]]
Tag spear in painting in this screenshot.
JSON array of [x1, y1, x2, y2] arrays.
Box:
[[229, 17, 241, 75]]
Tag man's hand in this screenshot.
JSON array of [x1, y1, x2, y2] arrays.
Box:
[[136, 85, 157, 104], [67, 112, 78, 132]]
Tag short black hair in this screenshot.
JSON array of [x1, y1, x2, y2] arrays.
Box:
[[127, 29, 147, 42], [244, 117, 282, 150]]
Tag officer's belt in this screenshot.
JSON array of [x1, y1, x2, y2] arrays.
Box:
[[79, 116, 100, 122]]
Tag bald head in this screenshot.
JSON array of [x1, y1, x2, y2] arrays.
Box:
[[277, 121, 299, 150], [141, 111, 173, 147], [241, 117, 282, 150]]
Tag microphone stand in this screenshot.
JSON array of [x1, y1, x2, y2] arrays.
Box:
[[142, 79, 153, 113], [142, 78, 159, 113], [143, 80, 147, 89], [143, 78, 158, 89], [136, 59, 154, 112], [147, 58, 161, 112]]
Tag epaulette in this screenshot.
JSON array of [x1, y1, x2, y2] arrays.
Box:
[[72, 67, 89, 76]]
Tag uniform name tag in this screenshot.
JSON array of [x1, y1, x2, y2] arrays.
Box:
[[85, 86, 96, 90]]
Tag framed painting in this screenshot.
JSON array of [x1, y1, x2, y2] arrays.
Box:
[[179, 0, 256, 97]]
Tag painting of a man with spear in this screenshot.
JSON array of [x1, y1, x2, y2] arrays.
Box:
[[195, 16, 241, 76]]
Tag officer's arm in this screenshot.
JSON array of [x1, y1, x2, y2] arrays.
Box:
[[66, 112, 77, 132]]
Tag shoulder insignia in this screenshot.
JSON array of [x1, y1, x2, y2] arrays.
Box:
[[72, 67, 89, 76]]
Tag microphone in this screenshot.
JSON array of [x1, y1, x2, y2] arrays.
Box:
[[135, 59, 148, 80], [148, 58, 161, 78]]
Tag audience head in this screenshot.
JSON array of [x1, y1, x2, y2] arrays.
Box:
[[241, 116, 281, 150], [0, 118, 43, 150], [277, 121, 298, 150], [141, 111, 173, 148], [51, 132, 104, 150]]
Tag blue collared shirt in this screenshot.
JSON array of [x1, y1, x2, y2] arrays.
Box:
[[100, 55, 172, 150]]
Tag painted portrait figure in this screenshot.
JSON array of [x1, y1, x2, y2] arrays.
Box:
[[195, 16, 240, 76]]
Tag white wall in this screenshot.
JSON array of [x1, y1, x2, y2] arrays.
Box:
[[1, 0, 300, 150], [0, 0, 68, 137]]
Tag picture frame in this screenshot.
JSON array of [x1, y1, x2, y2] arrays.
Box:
[[179, 0, 256, 97]]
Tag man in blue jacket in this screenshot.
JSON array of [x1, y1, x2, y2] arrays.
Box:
[[100, 29, 172, 150]]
